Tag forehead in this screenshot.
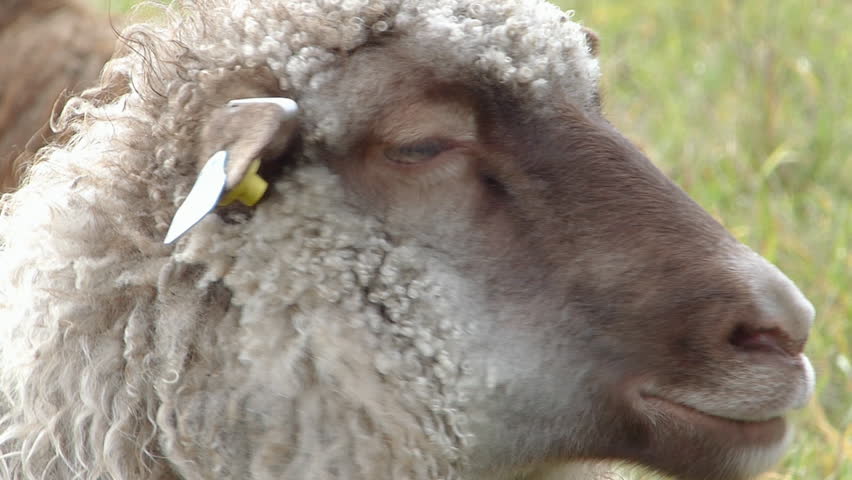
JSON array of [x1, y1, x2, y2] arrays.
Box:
[[283, 1, 601, 145], [302, 37, 596, 149], [389, 1, 601, 101]]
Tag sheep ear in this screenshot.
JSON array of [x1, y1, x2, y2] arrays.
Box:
[[581, 27, 600, 57], [164, 97, 299, 244], [202, 97, 300, 195]]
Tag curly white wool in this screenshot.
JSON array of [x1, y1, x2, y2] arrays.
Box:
[[0, 1, 600, 479]]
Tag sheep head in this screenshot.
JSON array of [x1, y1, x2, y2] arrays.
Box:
[[322, 43, 815, 480], [0, 1, 814, 480]]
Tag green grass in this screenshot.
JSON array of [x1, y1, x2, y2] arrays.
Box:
[[90, 1, 852, 479], [91, 0, 140, 12]]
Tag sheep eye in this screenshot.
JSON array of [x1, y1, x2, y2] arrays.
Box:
[[384, 139, 451, 164]]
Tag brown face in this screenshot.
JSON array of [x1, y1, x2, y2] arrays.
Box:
[[310, 43, 814, 480]]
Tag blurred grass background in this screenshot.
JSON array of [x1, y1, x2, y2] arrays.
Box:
[[90, 0, 851, 479]]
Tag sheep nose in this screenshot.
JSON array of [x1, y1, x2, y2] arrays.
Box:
[[728, 256, 814, 357]]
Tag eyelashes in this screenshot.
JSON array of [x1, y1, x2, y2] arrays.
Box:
[[384, 138, 453, 164], [380, 137, 510, 198]]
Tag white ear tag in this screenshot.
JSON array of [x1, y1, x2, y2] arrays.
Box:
[[164, 150, 229, 244], [227, 97, 299, 118]]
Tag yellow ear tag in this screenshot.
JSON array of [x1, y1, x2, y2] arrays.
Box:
[[219, 158, 268, 207]]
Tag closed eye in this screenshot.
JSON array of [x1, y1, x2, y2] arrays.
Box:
[[384, 138, 453, 164]]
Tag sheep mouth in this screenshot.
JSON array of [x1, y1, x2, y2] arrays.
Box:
[[639, 393, 787, 446]]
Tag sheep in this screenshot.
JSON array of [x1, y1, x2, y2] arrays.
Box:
[[0, 1, 816, 479], [0, 0, 114, 193]]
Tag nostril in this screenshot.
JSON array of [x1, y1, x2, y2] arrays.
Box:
[[728, 324, 800, 357]]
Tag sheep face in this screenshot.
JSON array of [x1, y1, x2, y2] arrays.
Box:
[[0, 2, 815, 480], [302, 41, 815, 479]]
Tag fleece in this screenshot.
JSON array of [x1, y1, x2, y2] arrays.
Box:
[[0, 0, 600, 478]]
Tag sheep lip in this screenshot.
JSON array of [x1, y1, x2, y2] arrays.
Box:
[[639, 393, 787, 446]]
